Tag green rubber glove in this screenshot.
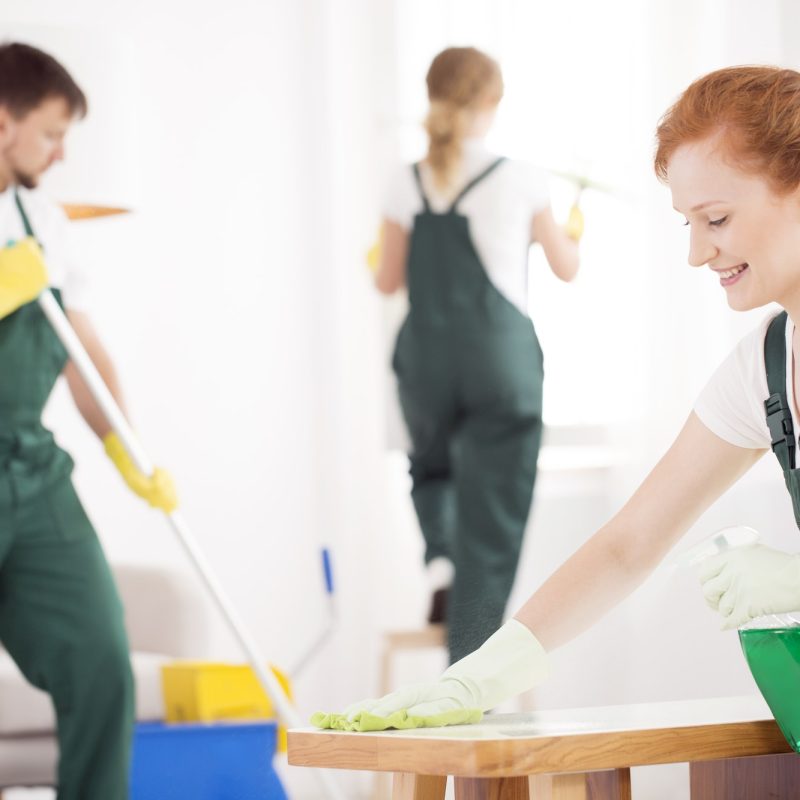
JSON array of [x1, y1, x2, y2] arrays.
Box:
[[314, 619, 549, 731], [699, 544, 800, 629], [0, 237, 48, 319]]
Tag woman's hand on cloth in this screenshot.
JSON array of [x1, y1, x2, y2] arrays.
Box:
[[343, 677, 475, 721], [699, 543, 800, 629], [317, 619, 550, 731]]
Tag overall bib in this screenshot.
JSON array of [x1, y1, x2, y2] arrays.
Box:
[[0, 193, 134, 799], [764, 311, 800, 527], [394, 160, 544, 663]]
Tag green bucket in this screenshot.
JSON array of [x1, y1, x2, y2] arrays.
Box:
[[739, 626, 800, 752]]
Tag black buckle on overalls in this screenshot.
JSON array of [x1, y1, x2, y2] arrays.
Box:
[[765, 391, 796, 468]]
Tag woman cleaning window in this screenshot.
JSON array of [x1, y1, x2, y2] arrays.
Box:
[[374, 46, 582, 664]]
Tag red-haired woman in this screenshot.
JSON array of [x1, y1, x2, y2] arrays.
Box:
[[330, 65, 800, 726]]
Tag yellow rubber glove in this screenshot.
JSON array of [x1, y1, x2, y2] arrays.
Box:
[[366, 227, 382, 274], [0, 237, 48, 319], [103, 432, 179, 512], [564, 204, 584, 242]]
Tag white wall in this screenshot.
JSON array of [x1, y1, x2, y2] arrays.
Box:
[[3, 2, 800, 799], [379, 2, 800, 799], [3, 2, 393, 797]]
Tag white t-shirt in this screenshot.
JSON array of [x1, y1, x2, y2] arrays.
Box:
[[0, 186, 88, 311], [382, 139, 550, 315], [694, 313, 792, 450]]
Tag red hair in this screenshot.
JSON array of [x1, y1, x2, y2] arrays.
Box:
[[654, 66, 800, 193]]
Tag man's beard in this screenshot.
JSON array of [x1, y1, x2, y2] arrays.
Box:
[[13, 169, 38, 190]]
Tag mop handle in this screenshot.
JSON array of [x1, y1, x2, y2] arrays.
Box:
[[38, 290, 346, 800], [37, 289, 297, 722]]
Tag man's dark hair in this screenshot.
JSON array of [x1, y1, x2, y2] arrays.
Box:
[[0, 42, 87, 119]]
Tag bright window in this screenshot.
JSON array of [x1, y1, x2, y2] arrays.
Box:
[[388, 0, 651, 427]]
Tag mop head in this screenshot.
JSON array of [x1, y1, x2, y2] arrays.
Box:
[[311, 707, 482, 732]]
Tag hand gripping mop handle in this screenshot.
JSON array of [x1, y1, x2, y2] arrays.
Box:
[[37, 290, 346, 800]]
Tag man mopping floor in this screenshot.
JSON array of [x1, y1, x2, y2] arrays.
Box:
[[0, 43, 176, 799]]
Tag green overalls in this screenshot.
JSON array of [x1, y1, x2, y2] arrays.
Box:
[[0, 192, 134, 799], [764, 311, 800, 527], [394, 160, 544, 663]]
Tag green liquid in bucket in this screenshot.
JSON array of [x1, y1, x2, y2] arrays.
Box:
[[739, 627, 800, 752]]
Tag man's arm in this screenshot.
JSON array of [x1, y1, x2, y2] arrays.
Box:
[[63, 308, 127, 439], [62, 307, 178, 512]]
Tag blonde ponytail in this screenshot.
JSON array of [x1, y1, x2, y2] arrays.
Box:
[[424, 47, 503, 191], [425, 101, 470, 189]]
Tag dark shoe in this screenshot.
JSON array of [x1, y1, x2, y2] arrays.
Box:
[[427, 588, 449, 624]]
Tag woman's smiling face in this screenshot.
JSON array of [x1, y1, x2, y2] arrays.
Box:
[[668, 133, 800, 312]]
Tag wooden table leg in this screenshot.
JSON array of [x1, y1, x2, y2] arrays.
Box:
[[454, 776, 530, 799], [392, 772, 447, 799], [690, 753, 800, 799], [587, 769, 632, 799], [529, 769, 631, 800], [373, 771, 391, 800]]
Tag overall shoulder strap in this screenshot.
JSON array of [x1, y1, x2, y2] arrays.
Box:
[[448, 157, 506, 212], [13, 190, 37, 240], [764, 310, 795, 470], [412, 163, 431, 213]]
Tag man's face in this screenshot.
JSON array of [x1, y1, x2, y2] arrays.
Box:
[[0, 96, 73, 189]]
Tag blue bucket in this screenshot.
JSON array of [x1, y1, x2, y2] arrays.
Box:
[[130, 720, 287, 800]]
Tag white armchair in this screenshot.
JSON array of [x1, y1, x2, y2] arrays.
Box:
[[0, 562, 211, 792]]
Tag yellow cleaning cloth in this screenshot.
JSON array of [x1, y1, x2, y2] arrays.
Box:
[[0, 237, 48, 320], [311, 707, 482, 732]]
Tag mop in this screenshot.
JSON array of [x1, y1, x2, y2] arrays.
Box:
[[290, 547, 336, 679], [36, 288, 346, 800]]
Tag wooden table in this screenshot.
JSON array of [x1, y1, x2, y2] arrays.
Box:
[[288, 695, 800, 799]]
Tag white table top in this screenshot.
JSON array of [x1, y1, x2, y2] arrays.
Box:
[[288, 695, 789, 777], [293, 695, 773, 741]]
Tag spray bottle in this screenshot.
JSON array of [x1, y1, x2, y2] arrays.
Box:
[[679, 526, 800, 752]]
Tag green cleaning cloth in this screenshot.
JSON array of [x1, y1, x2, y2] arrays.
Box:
[[311, 708, 482, 732]]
